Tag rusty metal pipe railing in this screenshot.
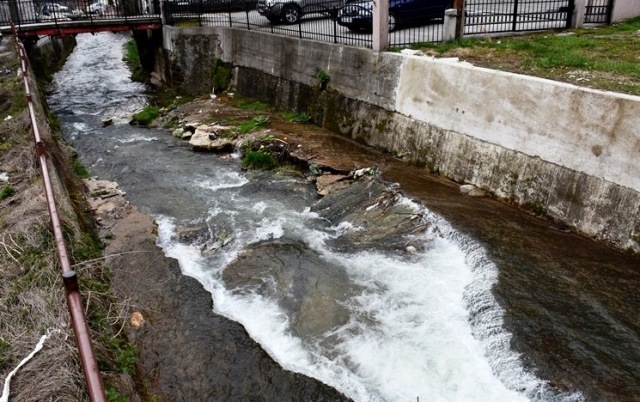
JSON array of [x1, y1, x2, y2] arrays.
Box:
[[11, 24, 107, 402]]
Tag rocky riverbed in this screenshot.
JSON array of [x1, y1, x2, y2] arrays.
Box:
[[85, 94, 444, 400], [79, 87, 640, 401]]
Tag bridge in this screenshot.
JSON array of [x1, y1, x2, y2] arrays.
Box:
[[0, 0, 162, 36]]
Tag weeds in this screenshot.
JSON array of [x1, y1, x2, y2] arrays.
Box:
[[282, 111, 311, 123], [122, 40, 145, 82], [71, 158, 90, 179], [0, 184, 15, 200], [234, 99, 270, 111], [242, 150, 277, 170], [0, 140, 12, 151], [211, 59, 233, 93], [131, 106, 161, 126], [237, 116, 269, 134], [316, 69, 331, 90]]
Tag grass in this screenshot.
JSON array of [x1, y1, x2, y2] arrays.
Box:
[[0, 184, 15, 200], [131, 106, 161, 126], [233, 99, 271, 111], [0, 140, 12, 151], [71, 158, 90, 179], [122, 40, 145, 83], [237, 116, 269, 134], [282, 111, 312, 123], [410, 17, 640, 95], [242, 150, 278, 170]]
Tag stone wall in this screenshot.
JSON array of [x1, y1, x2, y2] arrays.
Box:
[[160, 26, 640, 253]]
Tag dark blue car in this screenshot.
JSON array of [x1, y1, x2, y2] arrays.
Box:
[[337, 0, 450, 32]]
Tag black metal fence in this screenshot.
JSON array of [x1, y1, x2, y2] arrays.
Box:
[[163, 0, 446, 48], [464, 0, 574, 34], [0, 0, 158, 26], [584, 0, 612, 23], [164, 0, 372, 47]]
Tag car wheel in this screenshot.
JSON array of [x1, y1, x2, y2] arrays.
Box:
[[282, 5, 300, 24], [388, 13, 397, 32]]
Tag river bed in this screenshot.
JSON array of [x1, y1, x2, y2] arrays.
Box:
[[47, 32, 640, 402]]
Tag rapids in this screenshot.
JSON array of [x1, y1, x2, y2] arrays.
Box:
[[47, 32, 640, 402]]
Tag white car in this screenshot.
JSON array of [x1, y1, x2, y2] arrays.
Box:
[[88, 2, 108, 15], [41, 3, 83, 19]]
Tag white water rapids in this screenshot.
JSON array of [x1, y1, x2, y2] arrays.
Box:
[[48, 32, 586, 402]]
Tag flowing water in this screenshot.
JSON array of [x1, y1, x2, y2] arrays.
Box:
[[47, 33, 640, 402]]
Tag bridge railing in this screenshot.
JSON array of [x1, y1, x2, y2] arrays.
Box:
[[0, 0, 159, 28]]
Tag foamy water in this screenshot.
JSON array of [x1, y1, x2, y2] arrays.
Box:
[[154, 185, 579, 402]]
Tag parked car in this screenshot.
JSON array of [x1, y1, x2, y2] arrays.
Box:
[[41, 3, 83, 19], [87, 2, 108, 15], [256, 0, 345, 24], [337, 0, 449, 31]]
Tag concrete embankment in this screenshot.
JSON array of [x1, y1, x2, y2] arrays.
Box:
[[157, 26, 640, 254]]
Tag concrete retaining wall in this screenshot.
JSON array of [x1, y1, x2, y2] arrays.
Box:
[[612, 0, 640, 22], [161, 26, 640, 253]]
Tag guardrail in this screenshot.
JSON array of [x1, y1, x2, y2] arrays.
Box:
[[11, 23, 106, 402], [1, 0, 158, 26]]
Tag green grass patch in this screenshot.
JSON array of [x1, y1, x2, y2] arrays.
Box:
[[316, 68, 330, 90], [71, 159, 90, 178], [106, 387, 128, 402], [237, 116, 269, 134], [122, 40, 145, 82], [411, 18, 640, 95], [282, 111, 311, 123], [233, 99, 271, 111], [131, 106, 161, 126], [242, 150, 277, 170], [0, 140, 12, 151], [0, 184, 15, 200], [211, 59, 233, 93]]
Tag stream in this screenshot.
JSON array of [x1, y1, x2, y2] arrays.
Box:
[[47, 32, 640, 402]]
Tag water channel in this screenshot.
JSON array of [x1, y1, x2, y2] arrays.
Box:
[[47, 32, 640, 402]]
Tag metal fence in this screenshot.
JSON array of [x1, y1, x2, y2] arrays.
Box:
[[0, 0, 157, 26], [464, 0, 574, 34], [584, 0, 612, 23], [163, 0, 446, 48]]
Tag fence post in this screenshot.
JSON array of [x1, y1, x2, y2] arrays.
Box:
[[453, 0, 464, 39], [443, 9, 458, 41], [571, 0, 585, 28], [160, 0, 166, 25], [372, 0, 389, 51], [605, 0, 614, 24]]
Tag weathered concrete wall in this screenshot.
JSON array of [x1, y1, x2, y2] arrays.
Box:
[[611, 0, 640, 22], [160, 26, 640, 253]]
